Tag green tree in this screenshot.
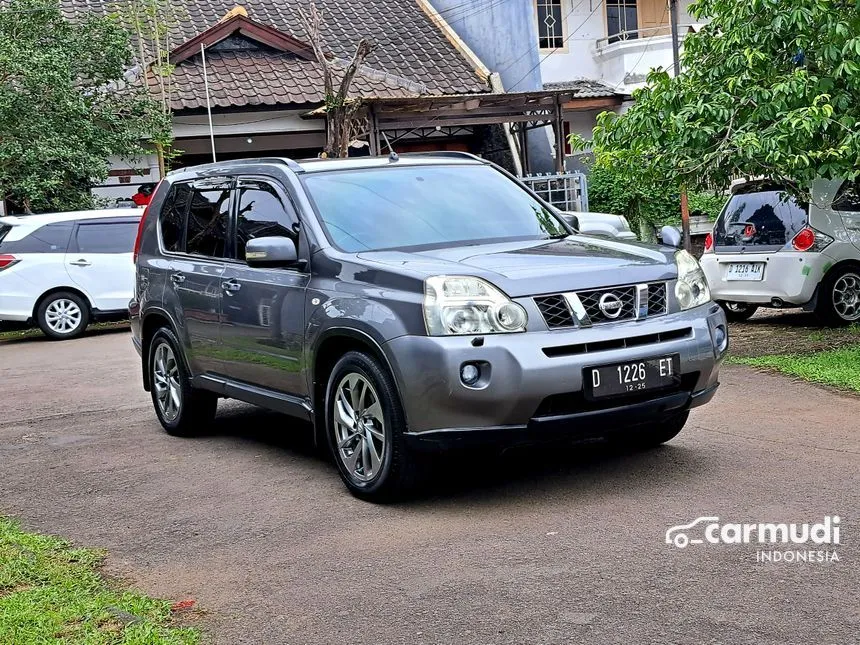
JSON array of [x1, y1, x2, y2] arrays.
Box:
[[580, 0, 860, 196], [0, 0, 165, 213]]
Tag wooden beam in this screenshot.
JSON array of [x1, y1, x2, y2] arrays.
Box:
[[561, 97, 622, 111]]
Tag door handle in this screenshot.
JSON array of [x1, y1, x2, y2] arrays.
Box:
[[170, 272, 186, 284], [222, 279, 241, 294], [69, 259, 91, 267]]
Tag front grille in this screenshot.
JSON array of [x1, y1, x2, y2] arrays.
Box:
[[536, 295, 572, 330], [578, 286, 637, 323], [534, 282, 669, 329]]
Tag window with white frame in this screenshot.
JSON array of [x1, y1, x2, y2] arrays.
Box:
[[536, 0, 564, 49], [607, 0, 639, 43]]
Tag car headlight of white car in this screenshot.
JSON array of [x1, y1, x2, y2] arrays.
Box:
[[424, 276, 528, 336], [675, 250, 711, 310]]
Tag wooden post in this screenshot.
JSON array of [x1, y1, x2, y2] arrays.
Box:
[[680, 185, 692, 252], [554, 94, 565, 173], [368, 105, 379, 156]]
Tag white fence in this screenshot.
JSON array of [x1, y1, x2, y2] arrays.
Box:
[[521, 172, 589, 212]]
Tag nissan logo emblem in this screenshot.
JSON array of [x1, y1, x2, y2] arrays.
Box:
[[598, 293, 624, 319]]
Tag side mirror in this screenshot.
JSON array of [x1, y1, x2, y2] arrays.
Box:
[[660, 225, 682, 248], [245, 236, 298, 268]]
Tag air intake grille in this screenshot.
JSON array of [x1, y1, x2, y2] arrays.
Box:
[[535, 295, 572, 330], [648, 283, 667, 316], [534, 282, 669, 329], [577, 286, 637, 324]]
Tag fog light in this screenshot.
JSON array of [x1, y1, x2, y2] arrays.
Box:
[[460, 363, 480, 386], [714, 324, 728, 352]]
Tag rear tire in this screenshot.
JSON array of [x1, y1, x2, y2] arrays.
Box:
[[36, 291, 90, 340], [148, 327, 217, 437], [815, 266, 860, 327], [718, 301, 758, 322], [326, 351, 416, 502]]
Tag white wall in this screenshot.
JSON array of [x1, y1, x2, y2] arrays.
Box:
[[92, 154, 160, 205], [172, 109, 320, 138]]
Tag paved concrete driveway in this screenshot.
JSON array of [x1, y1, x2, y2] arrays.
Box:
[[1, 331, 857, 644]]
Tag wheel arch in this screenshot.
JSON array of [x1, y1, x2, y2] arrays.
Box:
[[140, 308, 184, 391], [310, 328, 404, 449], [33, 286, 94, 320]]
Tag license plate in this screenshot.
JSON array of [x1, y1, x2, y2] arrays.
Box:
[[725, 262, 765, 281], [584, 355, 681, 400]]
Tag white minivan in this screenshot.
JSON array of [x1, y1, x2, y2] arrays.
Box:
[[0, 209, 142, 339], [701, 179, 860, 326]]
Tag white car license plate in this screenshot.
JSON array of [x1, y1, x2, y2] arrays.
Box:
[[725, 263, 764, 281]]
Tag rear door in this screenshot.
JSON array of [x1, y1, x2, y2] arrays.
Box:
[[218, 178, 309, 396], [65, 218, 139, 312], [160, 179, 233, 376]]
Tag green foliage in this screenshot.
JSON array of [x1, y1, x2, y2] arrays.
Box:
[[579, 0, 860, 196], [0, 0, 167, 213], [736, 345, 860, 392], [586, 164, 726, 236], [0, 516, 199, 644]]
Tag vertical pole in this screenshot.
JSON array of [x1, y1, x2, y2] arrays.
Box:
[[668, 0, 681, 77], [368, 106, 379, 157], [201, 43, 217, 163], [554, 94, 565, 173]]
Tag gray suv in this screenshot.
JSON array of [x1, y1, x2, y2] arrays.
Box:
[[130, 154, 727, 500]]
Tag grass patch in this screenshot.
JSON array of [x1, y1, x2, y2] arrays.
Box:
[[0, 517, 199, 644], [733, 344, 860, 393], [0, 321, 128, 342]]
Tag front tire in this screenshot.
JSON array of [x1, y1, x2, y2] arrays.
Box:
[[326, 351, 415, 501], [718, 301, 759, 322], [815, 266, 860, 327], [36, 291, 89, 340], [148, 327, 217, 437]]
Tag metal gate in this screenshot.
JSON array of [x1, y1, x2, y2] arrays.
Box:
[[521, 172, 589, 212]]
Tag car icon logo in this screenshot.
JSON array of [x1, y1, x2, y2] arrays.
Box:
[[665, 516, 720, 548], [598, 293, 624, 319]]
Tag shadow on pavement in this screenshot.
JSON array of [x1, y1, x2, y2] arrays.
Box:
[[0, 324, 130, 346]]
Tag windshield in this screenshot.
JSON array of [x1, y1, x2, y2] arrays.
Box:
[[713, 186, 808, 251], [303, 164, 568, 252]]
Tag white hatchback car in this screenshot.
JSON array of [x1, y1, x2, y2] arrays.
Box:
[[0, 209, 142, 339], [701, 179, 860, 326]]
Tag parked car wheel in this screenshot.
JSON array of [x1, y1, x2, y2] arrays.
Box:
[[718, 301, 759, 322], [816, 266, 860, 327], [148, 327, 217, 436], [36, 291, 90, 340], [326, 351, 415, 501]]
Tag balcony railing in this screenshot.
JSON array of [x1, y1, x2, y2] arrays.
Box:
[[595, 24, 696, 51]]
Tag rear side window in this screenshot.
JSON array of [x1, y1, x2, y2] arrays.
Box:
[[0, 222, 73, 253], [73, 222, 138, 253], [235, 180, 298, 261], [713, 186, 808, 250], [160, 183, 192, 253], [833, 180, 860, 212], [186, 186, 231, 258]]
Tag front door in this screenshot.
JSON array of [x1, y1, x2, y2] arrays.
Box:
[[160, 179, 232, 376], [219, 178, 309, 396], [65, 218, 139, 312]]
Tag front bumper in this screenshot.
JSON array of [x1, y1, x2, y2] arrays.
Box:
[[384, 303, 727, 438], [700, 251, 829, 305]]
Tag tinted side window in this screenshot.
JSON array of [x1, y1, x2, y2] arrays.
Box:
[[73, 222, 138, 253], [160, 183, 191, 253], [0, 222, 73, 253], [236, 180, 298, 261], [186, 186, 231, 258], [833, 180, 860, 212]]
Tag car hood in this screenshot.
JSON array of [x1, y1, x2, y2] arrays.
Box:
[[356, 236, 678, 297]]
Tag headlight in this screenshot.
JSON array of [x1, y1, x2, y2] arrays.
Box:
[[424, 276, 528, 336], [675, 250, 711, 310]]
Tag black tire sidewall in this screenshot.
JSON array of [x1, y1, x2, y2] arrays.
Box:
[[148, 327, 191, 433], [37, 292, 90, 340], [325, 351, 404, 497], [718, 301, 758, 322]]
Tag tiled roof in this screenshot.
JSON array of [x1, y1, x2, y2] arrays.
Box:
[[159, 50, 424, 111], [543, 79, 619, 98], [62, 0, 490, 110]]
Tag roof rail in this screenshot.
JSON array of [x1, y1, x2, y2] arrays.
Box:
[[166, 157, 305, 176], [398, 151, 484, 162]]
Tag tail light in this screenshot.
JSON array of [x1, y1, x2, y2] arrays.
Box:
[[703, 232, 714, 253], [133, 180, 162, 263], [791, 226, 833, 252], [0, 254, 19, 271]]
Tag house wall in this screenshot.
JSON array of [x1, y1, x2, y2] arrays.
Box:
[[428, 0, 555, 172]]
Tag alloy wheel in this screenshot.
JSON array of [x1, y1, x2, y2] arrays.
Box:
[[44, 298, 82, 334], [833, 272, 860, 321], [333, 373, 386, 482], [153, 342, 182, 422]]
